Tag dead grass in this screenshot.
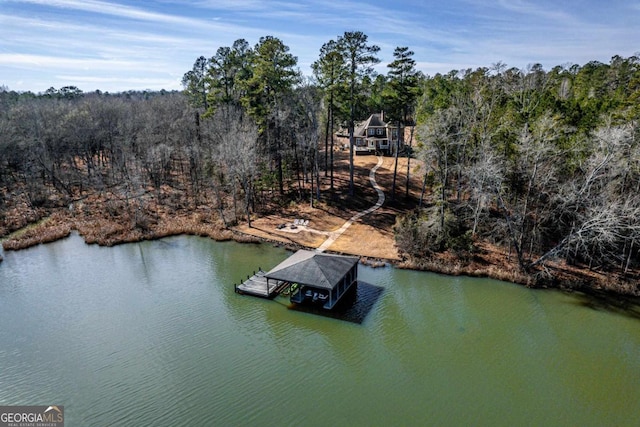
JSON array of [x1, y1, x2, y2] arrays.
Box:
[[2, 211, 72, 250], [72, 210, 236, 247], [397, 257, 534, 287]]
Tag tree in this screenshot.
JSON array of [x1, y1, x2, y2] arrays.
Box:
[[291, 82, 322, 206], [242, 36, 300, 196], [531, 122, 639, 271], [337, 31, 380, 196], [59, 86, 83, 99], [416, 105, 467, 236], [312, 39, 347, 191], [383, 47, 422, 201], [365, 74, 387, 113], [182, 56, 209, 110], [206, 39, 253, 119], [468, 147, 503, 236], [216, 110, 259, 227], [182, 56, 211, 145]]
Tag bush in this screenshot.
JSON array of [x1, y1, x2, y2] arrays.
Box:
[[394, 206, 475, 260], [394, 207, 443, 258], [443, 210, 474, 255]]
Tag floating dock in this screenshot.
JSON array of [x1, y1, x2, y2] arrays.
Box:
[[234, 270, 287, 299]]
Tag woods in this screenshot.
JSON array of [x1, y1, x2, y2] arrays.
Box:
[[396, 57, 640, 290], [1, 37, 639, 294]]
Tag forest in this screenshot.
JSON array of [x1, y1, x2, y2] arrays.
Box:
[[0, 31, 638, 294], [403, 55, 640, 292]]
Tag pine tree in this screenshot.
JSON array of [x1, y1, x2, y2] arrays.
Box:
[[336, 31, 380, 196], [383, 47, 422, 200]]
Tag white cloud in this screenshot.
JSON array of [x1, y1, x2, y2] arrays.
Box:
[[15, 0, 202, 26], [56, 75, 182, 90], [1, 0, 638, 92], [8, 0, 257, 35], [0, 53, 141, 70]]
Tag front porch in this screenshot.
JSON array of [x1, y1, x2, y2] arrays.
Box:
[[355, 137, 390, 155]]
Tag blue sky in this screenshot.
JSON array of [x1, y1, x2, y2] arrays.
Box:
[[1, 0, 638, 93]]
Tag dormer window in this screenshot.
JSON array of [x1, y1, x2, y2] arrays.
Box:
[[368, 128, 375, 136], [376, 128, 384, 136]]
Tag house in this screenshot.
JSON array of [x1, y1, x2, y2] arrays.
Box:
[[352, 112, 404, 155]]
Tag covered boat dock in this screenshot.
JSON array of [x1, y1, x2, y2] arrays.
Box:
[[235, 250, 359, 310]]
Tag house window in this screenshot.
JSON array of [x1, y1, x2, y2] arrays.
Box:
[[368, 128, 375, 136], [376, 128, 384, 136]]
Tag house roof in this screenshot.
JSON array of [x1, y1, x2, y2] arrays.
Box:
[[265, 250, 359, 290], [354, 113, 387, 137]]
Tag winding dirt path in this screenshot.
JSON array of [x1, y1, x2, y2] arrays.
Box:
[[231, 152, 407, 260], [315, 156, 385, 253]]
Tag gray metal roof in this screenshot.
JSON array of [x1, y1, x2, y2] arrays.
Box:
[[265, 250, 359, 290]]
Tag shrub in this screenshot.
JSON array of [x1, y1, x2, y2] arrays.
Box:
[[394, 206, 475, 260]]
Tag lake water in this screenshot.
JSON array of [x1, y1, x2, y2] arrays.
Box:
[[0, 234, 639, 426]]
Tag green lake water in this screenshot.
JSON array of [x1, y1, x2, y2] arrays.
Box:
[[0, 234, 639, 426]]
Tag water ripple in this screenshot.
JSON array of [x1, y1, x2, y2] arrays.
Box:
[[0, 236, 639, 426]]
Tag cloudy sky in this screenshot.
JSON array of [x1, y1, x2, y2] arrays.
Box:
[[1, 0, 638, 93]]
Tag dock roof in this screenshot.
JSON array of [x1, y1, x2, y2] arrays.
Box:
[[265, 250, 359, 290]]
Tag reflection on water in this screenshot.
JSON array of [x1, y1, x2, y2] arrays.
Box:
[[287, 281, 385, 324], [0, 234, 639, 426], [566, 288, 640, 320]]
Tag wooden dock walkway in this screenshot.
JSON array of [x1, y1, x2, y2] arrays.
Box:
[[234, 270, 287, 299]]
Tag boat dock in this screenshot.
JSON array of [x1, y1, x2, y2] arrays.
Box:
[[233, 250, 359, 311], [234, 269, 288, 299]]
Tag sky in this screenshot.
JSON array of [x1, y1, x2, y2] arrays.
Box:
[[1, 0, 638, 93]]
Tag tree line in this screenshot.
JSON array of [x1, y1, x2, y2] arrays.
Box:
[[395, 55, 640, 282], [1, 33, 638, 287], [0, 86, 325, 230], [0, 31, 418, 234], [182, 32, 421, 201]]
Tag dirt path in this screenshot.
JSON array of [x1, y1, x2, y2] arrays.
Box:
[[316, 156, 385, 252], [233, 152, 409, 261]]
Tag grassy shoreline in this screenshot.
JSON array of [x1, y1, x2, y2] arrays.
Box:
[[3, 209, 638, 299], [1, 210, 262, 250]]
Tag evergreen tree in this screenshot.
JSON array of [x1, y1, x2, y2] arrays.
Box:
[[181, 56, 209, 109], [336, 31, 380, 196], [207, 39, 253, 118], [312, 39, 347, 191], [383, 46, 422, 200], [242, 36, 300, 195]]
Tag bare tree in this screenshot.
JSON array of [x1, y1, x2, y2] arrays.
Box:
[[529, 122, 639, 271], [293, 83, 322, 206], [216, 110, 259, 227], [416, 105, 467, 231], [468, 147, 503, 236]]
